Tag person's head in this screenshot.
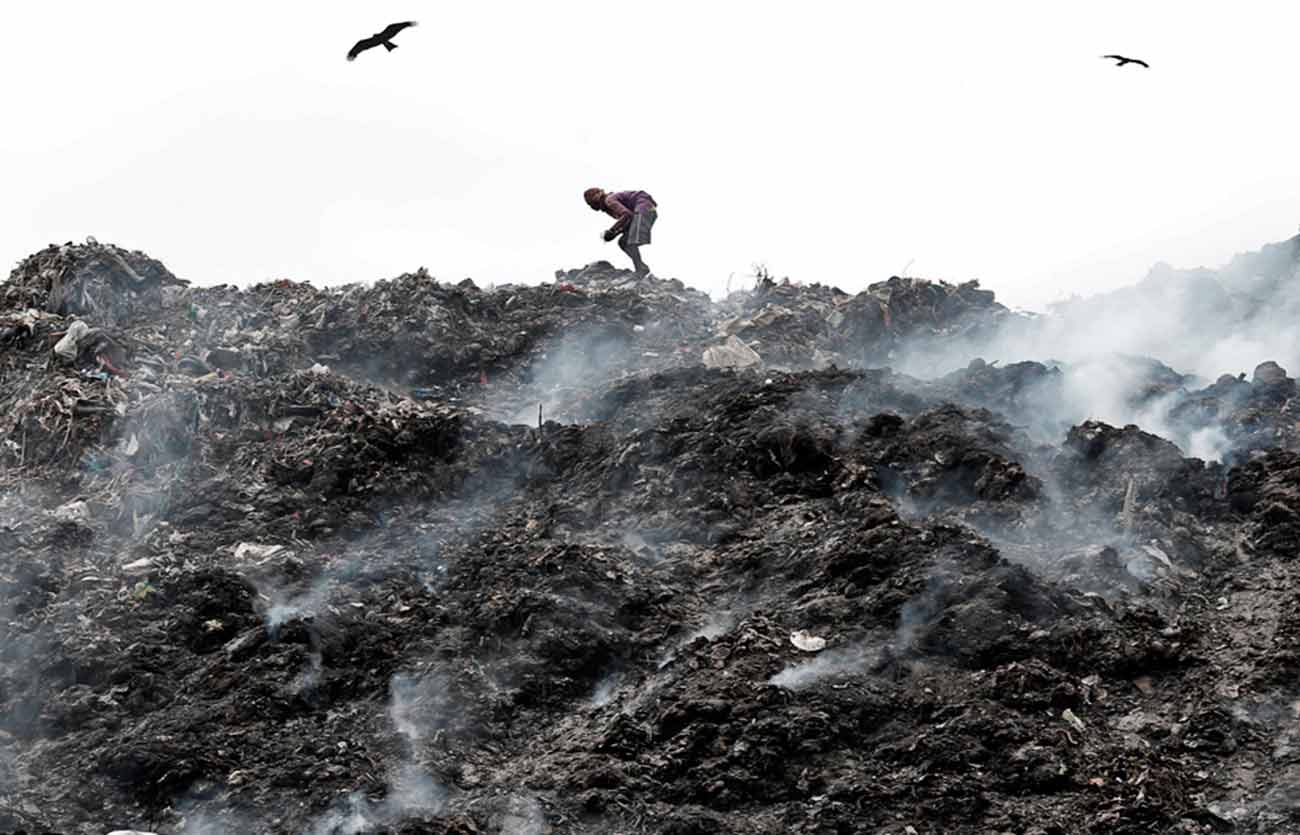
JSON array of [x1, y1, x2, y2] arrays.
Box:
[[583, 187, 605, 210]]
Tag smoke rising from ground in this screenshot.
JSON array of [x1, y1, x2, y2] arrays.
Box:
[[388, 670, 452, 747], [897, 238, 1299, 383], [496, 794, 547, 834], [894, 240, 1300, 382], [304, 672, 449, 835], [768, 643, 881, 690], [658, 610, 739, 670], [265, 575, 334, 633], [176, 805, 257, 835], [875, 238, 1300, 465], [770, 568, 956, 690], [894, 568, 953, 653], [493, 326, 637, 426], [588, 672, 620, 708]]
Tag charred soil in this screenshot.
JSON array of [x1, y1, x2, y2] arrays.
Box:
[[4, 242, 1300, 834]]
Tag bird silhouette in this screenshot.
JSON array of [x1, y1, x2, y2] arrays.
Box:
[[1102, 54, 1149, 68], [347, 21, 418, 61]]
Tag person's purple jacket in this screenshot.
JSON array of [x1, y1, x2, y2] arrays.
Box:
[[599, 190, 657, 239]]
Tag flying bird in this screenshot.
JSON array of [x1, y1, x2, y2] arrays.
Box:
[[1102, 54, 1149, 68], [347, 21, 418, 61]]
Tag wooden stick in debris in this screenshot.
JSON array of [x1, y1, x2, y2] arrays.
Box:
[[1122, 477, 1137, 533], [538, 402, 543, 430]]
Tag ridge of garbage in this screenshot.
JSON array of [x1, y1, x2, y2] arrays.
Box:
[[3, 238, 1300, 834]]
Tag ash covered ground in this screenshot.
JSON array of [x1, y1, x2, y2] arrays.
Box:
[[4, 238, 1300, 834]]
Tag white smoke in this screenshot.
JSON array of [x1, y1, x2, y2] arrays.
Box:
[[303, 672, 450, 835], [894, 569, 952, 652], [885, 238, 1300, 462], [388, 671, 451, 748], [589, 672, 620, 708], [768, 644, 880, 691], [265, 575, 333, 632], [497, 794, 547, 835], [494, 327, 637, 426], [658, 610, 737, 669], [289, 648, 323, 698]]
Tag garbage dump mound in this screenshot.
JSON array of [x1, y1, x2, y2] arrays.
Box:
[[4, 238, 1300, 834]]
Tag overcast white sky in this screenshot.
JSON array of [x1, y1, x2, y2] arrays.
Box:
[[3, 1, 1298, 310]]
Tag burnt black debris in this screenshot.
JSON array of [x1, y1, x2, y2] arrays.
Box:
[[4, 238, 1300, 834]]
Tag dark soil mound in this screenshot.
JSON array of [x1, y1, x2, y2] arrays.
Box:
[[4, 241, 1300, 834]]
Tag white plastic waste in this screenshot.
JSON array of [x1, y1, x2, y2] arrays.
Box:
[[54, 320, 91, 360], [233, 542, 287, 561], [53, 500, 90, 523], [790, 630, 827, 653], [702, 335, 761, 369]]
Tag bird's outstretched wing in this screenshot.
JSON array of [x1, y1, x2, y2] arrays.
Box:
[[1101, 54, 1150, 68], [377, 21, 418, 41], [347, 35, 381, 61]]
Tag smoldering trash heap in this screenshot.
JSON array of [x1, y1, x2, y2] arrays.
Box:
[[4, 235, 1300, 834]]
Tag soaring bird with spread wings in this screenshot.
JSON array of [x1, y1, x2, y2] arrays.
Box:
[[1102, 54, 1149, 68], [347, 21, 418, 61]]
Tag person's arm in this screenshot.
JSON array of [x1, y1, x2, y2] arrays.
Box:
[[601, 196, 632, 240]]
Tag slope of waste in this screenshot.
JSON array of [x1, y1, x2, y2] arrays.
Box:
[[4, 239, 1300, 834]]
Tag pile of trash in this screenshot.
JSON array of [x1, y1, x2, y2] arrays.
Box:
[[711, 274, 1013, 369], [5, 237, 1300, 834], [2, 239, 188, 327]]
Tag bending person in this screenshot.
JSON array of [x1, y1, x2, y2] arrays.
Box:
[[584, 187, 658, 277]]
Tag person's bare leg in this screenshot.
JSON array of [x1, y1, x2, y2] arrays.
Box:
[[619, 239, 648, 276], [620, 239, 650, 276]]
